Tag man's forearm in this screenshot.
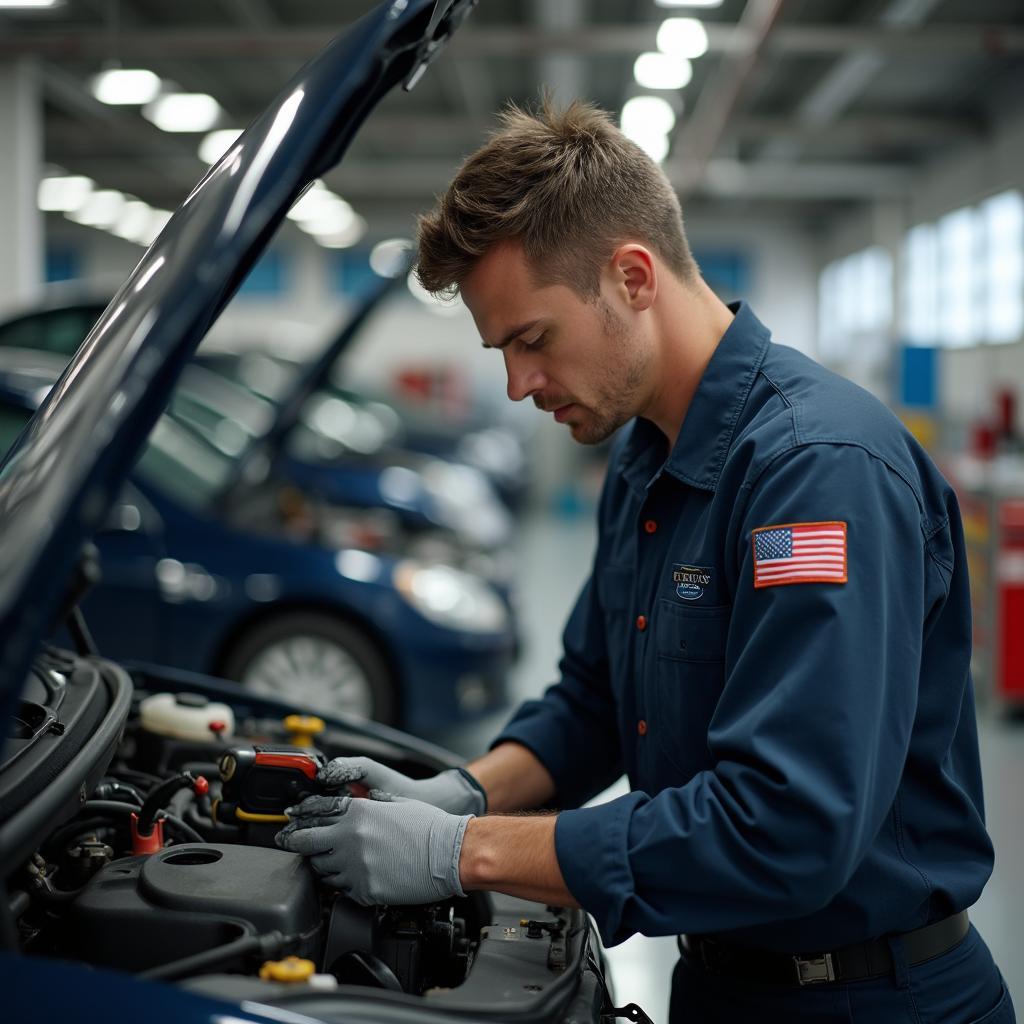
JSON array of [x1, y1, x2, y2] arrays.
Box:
[[465, 741, 557, 812], [458, 813, 580, 908]]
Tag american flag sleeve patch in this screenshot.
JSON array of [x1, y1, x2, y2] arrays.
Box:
[[752, 521, 848, 588]]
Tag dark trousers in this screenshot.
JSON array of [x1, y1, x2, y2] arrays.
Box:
[[669, 925, 1015, 1024]]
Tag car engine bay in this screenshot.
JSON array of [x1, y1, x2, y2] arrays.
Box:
[[2, 646, 599, 1021]]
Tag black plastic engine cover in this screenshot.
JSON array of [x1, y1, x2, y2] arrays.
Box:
[[67, 844, 319, 972]]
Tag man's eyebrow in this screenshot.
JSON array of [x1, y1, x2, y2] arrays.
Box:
[[481, 319, 542, 350]]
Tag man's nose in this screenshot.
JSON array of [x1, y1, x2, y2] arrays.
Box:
[[504, 353, 546, 403]]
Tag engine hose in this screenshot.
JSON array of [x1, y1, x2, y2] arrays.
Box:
[[77, 801, 205, 845], [115, 766, 164, 787], [184, 803, 236, 842], [138, 929, 287, 982], [137, 772, 203, 835], [93, 779, 146, 804], [158, 812, 204, 845], [43, 815, 121, 855]]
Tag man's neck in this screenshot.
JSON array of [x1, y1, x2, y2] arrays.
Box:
[[643, 277, 735, 449]]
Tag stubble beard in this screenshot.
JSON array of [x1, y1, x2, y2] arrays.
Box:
[[566, 302, 649, 446]]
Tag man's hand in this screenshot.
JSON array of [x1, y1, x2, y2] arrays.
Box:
[[275, 793, 472, 906], [317, 756, 486, 815]]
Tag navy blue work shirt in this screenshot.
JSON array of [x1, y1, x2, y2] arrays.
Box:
[[494, 302, 994, 950]]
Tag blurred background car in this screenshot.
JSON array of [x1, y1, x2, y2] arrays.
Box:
[[0, 347, 515, 730], [0, 290, 530, 512]]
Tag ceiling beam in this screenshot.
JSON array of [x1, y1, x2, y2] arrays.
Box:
[[757, 0, 942, 163], [38, 153, 913, 202], [45, 108, 980, 178], [2, 24, 1023, 60], [667, 0, 785, 197], [44, 110, 982, 159]]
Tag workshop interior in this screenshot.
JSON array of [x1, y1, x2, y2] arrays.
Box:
[[0, 1, 1022, 1021]]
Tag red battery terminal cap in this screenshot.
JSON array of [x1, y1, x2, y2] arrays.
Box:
[[192, 775, 210, 797]]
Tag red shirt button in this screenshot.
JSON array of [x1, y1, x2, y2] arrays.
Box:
[[637, 719, 648, 736], [644, 519, 658, 534], [636, 614, 647, 631]]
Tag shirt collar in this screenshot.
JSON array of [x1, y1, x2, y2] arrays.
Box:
[[618, 301, 772, 494]]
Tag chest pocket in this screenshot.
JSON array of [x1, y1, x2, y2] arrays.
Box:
[[652, 599, 730, 779]]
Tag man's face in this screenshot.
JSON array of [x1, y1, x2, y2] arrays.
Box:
[[461, 241, 652, 445]]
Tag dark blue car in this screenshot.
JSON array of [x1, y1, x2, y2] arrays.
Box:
[[0, 3, 611, 1020], [0, 289, 518, 580], [0, 347, 513, 731]]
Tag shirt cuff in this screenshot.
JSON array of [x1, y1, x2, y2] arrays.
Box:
[[555, 792, 648, 947]]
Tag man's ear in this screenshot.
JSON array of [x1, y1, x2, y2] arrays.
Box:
[[609, 244, 656, 312]]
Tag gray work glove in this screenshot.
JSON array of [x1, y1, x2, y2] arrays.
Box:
[[317, 756, 486, 816], [275, 793, 472, 906]]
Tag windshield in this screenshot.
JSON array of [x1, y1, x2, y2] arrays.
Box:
[[0, 307, 103, 357], [168, 367, 275, 457], [209, 352, 402, 459], [133, 416, 237, 511], [0, 407, 33, 459]]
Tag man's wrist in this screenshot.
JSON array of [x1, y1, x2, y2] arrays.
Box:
[[458, 816, 494, 890], [456, 813, 579, 908]]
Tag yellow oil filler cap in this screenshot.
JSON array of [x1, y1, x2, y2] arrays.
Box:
[[259, 956, 317, 983], [283, 714, 325, 748]]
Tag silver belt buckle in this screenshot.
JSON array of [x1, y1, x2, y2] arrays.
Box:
[[794, 952, 835, 985]]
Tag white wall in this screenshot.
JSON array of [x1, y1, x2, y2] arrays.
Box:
[[817, 106, 1024, 425], [686, 212, 819, 358]]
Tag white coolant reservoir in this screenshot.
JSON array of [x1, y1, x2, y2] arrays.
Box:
[[139, 692, 236, 741]]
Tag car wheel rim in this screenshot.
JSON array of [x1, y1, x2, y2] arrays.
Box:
[[240, 634, 375, 718]]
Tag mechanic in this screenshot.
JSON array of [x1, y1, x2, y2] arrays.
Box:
[[278, 100, 1014, 1024]]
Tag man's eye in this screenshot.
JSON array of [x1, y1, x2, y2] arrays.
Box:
[[525, 332, 547, 350]]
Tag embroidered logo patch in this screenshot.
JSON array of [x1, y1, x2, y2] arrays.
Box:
[[672, 563, 713, 601], [752, 521, 847, 588]]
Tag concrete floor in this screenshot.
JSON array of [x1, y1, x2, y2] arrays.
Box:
[[426, 512, 1023, 1023]]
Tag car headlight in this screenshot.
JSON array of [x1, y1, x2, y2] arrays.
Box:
[[393, 560, 509, 634]]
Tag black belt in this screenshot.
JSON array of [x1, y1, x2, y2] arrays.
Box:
[[678, 910, 970, 988]]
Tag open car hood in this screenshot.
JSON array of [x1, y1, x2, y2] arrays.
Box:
[[226, 265, 409, 490], [0, 0, 478, 715]]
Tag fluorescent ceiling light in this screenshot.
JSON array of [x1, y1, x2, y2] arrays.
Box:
[[315, 215, 367, 250], [67, 189, 126, 228], [286, 181, 338, 223], [144, 92, 222, 133], [111, 200, 153, 242], [627, 130, 671, 164], [198, 128, 243, 164], [634, 52, 693, 90], [38, 174, 93, 212], [303, 201, 357, 237], [91, 68, 161, 106], [138, 209, 173, 246], [621, 96, 676, 136], [654, 0, 722, 8], [370, 238, 414, 278], [0, 1, 62, 8], [657, 17, 709, 59]]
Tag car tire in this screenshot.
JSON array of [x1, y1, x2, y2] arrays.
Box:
[[222, 612, 397, 724]]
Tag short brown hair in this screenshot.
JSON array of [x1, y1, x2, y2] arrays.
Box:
[[416, 97, 697, 299]]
